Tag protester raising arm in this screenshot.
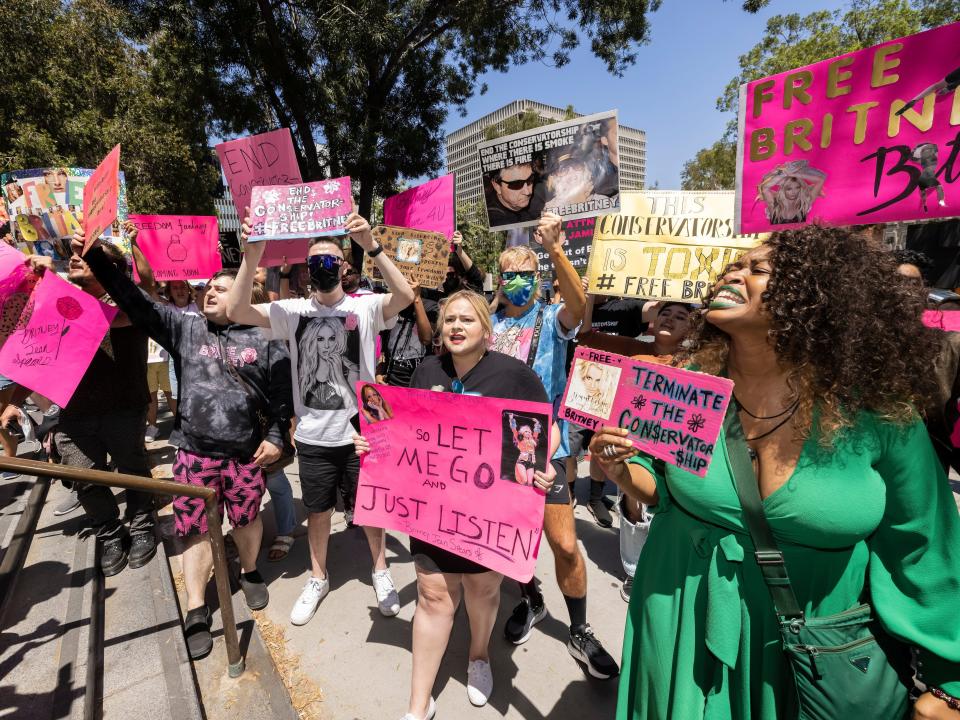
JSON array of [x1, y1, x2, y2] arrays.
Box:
[[125, 220, 158, 299], [225, 209, 271, 328], [534, 212, 584, 332], [349, 214, 415, 319], [410, 281, 434, 345]]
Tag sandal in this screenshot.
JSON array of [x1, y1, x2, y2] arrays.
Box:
[[267, 535, 295, 562]]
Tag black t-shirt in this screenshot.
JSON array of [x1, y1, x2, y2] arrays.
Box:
[[591, 297, 647, 338], [411, 350, 548, 405], [63, 324, 150, 418]]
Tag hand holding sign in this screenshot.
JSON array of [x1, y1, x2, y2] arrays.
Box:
[[81, 145, 121, 255]]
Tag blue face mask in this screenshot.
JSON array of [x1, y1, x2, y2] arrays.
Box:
[[501, 272, 537, 306]]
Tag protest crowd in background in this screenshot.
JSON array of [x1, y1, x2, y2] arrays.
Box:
[[1, 17, 960, 720]]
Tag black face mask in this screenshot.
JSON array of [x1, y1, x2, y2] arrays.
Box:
[[308, 254, 343, 293]]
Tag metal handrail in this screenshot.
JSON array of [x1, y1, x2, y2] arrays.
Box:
[[0, 455, 245, 678]]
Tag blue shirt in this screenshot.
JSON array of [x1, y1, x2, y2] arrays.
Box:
[[491, 301, 578, 459]]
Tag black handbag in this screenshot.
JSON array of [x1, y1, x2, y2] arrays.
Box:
[[724, 410, 911, 720]]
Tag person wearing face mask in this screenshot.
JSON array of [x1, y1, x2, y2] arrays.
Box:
[[70, 229, 293, 660], [489, 213, 620, 681], [439, 231, 484, 297], [592, 227, 960, 720], [228, 210, 415, 628]]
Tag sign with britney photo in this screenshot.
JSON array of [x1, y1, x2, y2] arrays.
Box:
[[352, 383, 552, 581], [735, 21, 960, 233], [560, 346, 733, 477]]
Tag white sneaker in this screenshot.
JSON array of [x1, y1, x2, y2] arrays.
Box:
[[400, 697, 435, 720], [290, 576, 329, 626], [144, 425, 159, 443], [372, 569, 400, 616], [466, 659, 493, 706]]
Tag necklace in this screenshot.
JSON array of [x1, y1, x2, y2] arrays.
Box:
[[734, 393, 798, 420], [742, 402, 799, 442]]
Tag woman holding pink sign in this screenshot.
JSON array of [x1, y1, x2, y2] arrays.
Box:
[[355, 290, 559, 720], [592, 226, 960, 720]]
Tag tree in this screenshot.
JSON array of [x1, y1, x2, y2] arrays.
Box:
[[681, 0, 959, 189], [457, 200, 503, 277], [0, 0, 220, 215]]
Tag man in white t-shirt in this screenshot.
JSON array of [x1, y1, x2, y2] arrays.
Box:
[[227, 212, 414, 626]]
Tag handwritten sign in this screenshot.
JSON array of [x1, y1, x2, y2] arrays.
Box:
[[364, 226, 450, 289], [587, 191, 764, 303], [0, 271, 117, 406], [129, 215, 222, 281], [560, 346, 733, 477], [82, 145, 121, 254], [353, 383, 551, 581], [383, 174, 455, 240], [248, 178, 352, 241], [736, 21, 960, 233], [923, 309, 960, 332], [215, 128, 302, 216]]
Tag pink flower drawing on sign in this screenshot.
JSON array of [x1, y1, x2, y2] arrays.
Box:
[[344, 313, 358, 332], [240, 347, 258, 365], [56, 296, 84, 358]]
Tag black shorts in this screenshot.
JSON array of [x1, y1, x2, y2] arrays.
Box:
[[545, 457, 571, 506], [567, 424, 595, 458], [410, 537, 491, 574], [296, 441, 360, 514]]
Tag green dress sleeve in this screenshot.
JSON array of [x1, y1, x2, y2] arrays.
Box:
[[868, 416, 960, 696], [626, 454, 669, 513]]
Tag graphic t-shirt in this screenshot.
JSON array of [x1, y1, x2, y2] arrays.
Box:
[[269, 294, 395, 447], [591, 297, 648, 338], [490, 301, 578, 458]]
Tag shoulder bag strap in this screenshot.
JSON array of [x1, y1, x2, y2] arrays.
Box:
[[525, 304, 546, 369], [724, 409, 805, 622]]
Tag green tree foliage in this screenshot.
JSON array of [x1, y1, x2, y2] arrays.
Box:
[[0, 0, 219, 214], [681, 0, 959, 190], [457, 201, 504, 277]]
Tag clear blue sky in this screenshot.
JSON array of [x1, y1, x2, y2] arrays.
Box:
[[443, 0, 850, 189]]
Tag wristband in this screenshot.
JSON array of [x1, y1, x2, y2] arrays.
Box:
[[368, 243, 384, 258], [931, 687, 960, 711]]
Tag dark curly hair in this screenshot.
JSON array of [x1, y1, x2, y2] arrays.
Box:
[[683, 225, 940, 445]]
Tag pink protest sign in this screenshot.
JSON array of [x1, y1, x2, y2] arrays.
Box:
[[129, 215, 222, 281], [353, 382, 552, 582], [215, 129, 302, 216], [259, 238, 310, 268], [736, 21, 960, 234], [560, 346, 733, 477], [0, 242, 28, 304], [383, 174, 455, 240], [82, 144, 121, 253], [0, 243, 38, 344], [248, 177, 352, 241], [0, 271, 117, 406], [923, 309, 960, 332]]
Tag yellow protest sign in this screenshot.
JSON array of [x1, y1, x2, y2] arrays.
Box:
[[586, 191, 766, 303]]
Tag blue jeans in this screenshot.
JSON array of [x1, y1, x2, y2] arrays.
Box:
[[266, 469, 296, 536]]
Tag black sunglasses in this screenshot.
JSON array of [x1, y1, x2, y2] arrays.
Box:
[[308, 254, 344, 271], [500, 270, 536, 282], [495, 174, 536, 190]]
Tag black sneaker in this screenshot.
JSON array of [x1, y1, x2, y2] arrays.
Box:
[[239, 571, 269, 610], [504, 597, 546, 645], [184, 605, 213, 660], [620, 576, 632, 603], [128, 532, 157, 569], [568, 624, 620, 679], [588, 499, 613, 528], [100, 537, 128, 577]]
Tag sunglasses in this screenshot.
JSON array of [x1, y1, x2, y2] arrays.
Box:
[[500, 270, 536, 282], [495, 174, 536, 190], [307, 254, 344, 271]]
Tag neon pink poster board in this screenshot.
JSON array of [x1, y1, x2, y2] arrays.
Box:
[[560, 346, 734, 477], [0, 242, 28, 305], [0, 243, 38, 344], [736, 21, 960, 234], [0, 271, 118, 406], [259, 238, 310, 268], [383, 174, 455, 240], [82, 144, 121, 253], [353, 382, 552, 582], [248, 177, 352, 241], [923, 309, 960, 331], [129, 215, 222, 281], [215, 129, 302, 217]]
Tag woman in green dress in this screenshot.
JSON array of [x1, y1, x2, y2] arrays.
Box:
[[590, 226, 960, 720]]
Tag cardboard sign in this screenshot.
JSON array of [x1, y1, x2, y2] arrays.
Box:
[[586, 191, 764, 303], [215, 128, 302, 216], [383, 174, 455, 240], [353, 383, 552, 581], [923, 309, 960, 331], [560, 346, 733, 477], [736, 21, 960, 233], [248, 177, 352, 241], [129, 215, 222, 281], [0, 271, 117, 406], [82, 145, 121, 253], [477, 110, 622, 231], [364, 226, 450, 289]]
